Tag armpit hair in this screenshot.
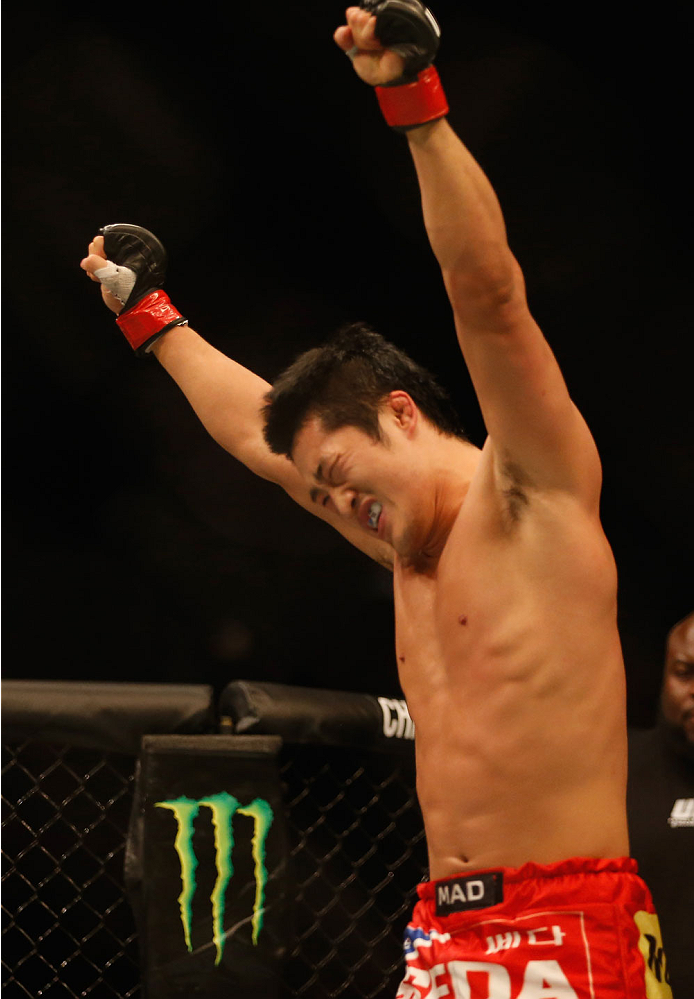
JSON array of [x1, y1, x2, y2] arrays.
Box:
[[500, 460, 531, 523]]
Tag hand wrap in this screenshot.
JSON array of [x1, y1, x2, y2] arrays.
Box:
[[99, 223, 188, 356], [360, 0, 448, 131]]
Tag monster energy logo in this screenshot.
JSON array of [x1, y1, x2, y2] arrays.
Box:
[[155, 792, 273, 964]]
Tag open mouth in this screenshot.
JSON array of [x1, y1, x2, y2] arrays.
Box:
[[367, 501, 382, 531]]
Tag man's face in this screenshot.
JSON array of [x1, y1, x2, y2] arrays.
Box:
[[291, 407, 429, 560], [661, 614, 694, 744]]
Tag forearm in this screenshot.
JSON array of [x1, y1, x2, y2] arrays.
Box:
[[335, 5, 519, 310], [151, 326, 281, 480], [407, 119, 518, 300]]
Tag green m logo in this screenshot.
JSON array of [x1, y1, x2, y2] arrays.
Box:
[[155, 792, 274, 964]]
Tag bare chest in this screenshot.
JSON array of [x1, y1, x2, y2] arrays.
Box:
[[392, 537, 522, 704], [392, 489, 615, 719]]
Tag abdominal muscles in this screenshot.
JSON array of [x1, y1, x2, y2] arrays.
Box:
[[394, 557, 628, 879], [410, 673, 628, 879]]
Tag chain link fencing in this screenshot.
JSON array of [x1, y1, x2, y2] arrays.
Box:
[[2, 741, 140, 999], [281, 744, 426, 997]]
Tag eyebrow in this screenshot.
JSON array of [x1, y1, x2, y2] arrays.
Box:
[[315, 455, 341, 485], [309, 458, 337, 504]]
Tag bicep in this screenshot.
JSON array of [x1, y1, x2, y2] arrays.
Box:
[[449, 282, 602, 508]]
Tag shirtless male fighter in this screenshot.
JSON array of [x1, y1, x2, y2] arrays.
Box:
[[81, 4, 671, 996]]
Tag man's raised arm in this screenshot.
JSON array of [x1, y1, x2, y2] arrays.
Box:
[[80, 230, 394, 567], [336, 4, 602, 509], [81, 232, 300, 485]]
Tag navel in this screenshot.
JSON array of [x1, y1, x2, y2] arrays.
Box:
[[458, 614, 468, 626]]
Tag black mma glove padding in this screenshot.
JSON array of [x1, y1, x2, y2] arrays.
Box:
[[99, 223, 169, 313], [360, 0, 441, 83]]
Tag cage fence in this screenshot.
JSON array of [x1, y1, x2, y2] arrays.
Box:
[[2, 684, 423, 999], [2, 741, 140, 999]]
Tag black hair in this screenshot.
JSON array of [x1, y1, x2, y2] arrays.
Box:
[[262, 322, 467, 456]]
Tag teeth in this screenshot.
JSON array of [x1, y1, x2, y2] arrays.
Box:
[[367, 501, 382, 530]]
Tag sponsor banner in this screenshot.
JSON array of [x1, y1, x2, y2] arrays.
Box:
[[377, 697, 415, 741], [128, 735, 288, 999]]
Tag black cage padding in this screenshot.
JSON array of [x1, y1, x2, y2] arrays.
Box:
[[220, 681, 415, 754], [1, 681, 215, 755]]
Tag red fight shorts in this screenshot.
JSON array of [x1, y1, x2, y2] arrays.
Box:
[[396, 857, 672, 998]]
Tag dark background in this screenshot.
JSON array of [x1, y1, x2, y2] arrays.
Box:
[[4, 1, 692, 723]]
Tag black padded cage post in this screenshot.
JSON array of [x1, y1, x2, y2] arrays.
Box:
[[128, 734, 289, 999]]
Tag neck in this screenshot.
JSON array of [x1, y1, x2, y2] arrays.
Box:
[[405, 437, 481, 569]]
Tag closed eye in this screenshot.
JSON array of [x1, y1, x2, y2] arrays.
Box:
[[310, 487, 330, 508]]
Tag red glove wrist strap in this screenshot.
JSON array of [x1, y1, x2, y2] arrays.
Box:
[[116, 290, 187, 355], [375, 66, 448, 130]]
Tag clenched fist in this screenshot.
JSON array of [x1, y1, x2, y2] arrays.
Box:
[[334, 6, 405, 86]]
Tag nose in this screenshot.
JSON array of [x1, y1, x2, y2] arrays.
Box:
[[332, 485, 358, 516]]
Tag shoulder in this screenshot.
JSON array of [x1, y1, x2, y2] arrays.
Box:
[[468, 436, 607, 546]]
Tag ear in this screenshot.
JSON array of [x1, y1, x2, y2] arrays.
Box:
[[385, 391, 418, 436]]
